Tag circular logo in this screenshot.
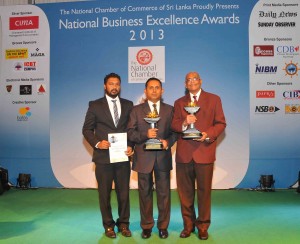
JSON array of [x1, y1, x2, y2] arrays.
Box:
[[136, 49, 153, 65], [255, 46, 261, 55], [283, 61, 299, 78], [286, 63, 297, 75]]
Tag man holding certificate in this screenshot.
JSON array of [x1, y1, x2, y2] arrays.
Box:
[[82, 73, 133, 238], [127, 78, 177, 239]]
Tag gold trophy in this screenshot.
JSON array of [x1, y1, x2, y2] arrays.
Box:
[[182, 101, 202, 139], [144, 111, 163, 150]]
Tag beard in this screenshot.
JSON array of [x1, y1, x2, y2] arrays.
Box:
[[106, 89, 119, 98]]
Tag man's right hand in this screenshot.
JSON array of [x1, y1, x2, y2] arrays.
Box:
[[147, 128, 158, 138], [97, 140, 110, 149], [183, 114, 197, 127]]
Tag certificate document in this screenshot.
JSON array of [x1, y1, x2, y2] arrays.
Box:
[[108, 133, 128, 163]]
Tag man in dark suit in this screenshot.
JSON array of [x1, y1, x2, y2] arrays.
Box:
[[127, 78, 177, 239], [82, 73, 134, 238], [171, 71, 226, 240]]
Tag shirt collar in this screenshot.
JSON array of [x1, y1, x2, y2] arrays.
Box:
[[106, 94, 119, 102], [189, 89, 201, 101], [148, 100, 160, 107]]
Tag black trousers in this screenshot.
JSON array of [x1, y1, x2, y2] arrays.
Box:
[[137, 168, 171, 230], [95, 161, 131, 229], [176, 162, 214, 231]]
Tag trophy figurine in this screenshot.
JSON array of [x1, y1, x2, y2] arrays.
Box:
[[182, 101, 202, 139], [144, 111, 163, 150]]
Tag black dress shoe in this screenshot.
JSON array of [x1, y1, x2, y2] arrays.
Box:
[[159, 229, 168, 239], [180, 229, 192, 238], [118, 226, 132, 237], [105, 227, 116, 238], [141, 229, 152, 239], [198, 229, 208, 240]]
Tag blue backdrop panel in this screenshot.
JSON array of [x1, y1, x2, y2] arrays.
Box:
[[0, 0, 299, 188]]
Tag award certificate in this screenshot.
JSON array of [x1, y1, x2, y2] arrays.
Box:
[[108, 133, 128, 163]]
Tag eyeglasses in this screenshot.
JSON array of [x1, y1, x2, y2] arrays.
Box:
[[186, 77, 200, 82]]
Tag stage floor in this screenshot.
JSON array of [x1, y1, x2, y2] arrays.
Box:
[[1, 188, 299, 243]]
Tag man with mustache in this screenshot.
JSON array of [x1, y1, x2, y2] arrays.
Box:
[[83, 73, 134, 238], [171, 71, 226, 240], [127, 78, 177, 239]]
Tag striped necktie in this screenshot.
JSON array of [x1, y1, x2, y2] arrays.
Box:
[[153, 103, 159, 115], [112, 100, 119, 126], [193, 95, 197, 103]]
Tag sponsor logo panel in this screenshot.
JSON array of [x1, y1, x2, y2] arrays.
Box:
[[256, 90, 275, 98], [258, 10, 297, 18], [20, 85, 32, 95], [255, 105, 280, 114], [276, 45, 299, 58], [17, 107, 32, 121], [258, 22, 296, 28], [285, 104, 300, 114], [254, 45, 274, 56], [255, 64, 277, 74], [37, 84, 46, 95], [13, 61, 37, 71], [5, 48, 28, 59], [6, 85, 13, 94], [31, 48, 45, 57], [24, 61, 37, 71], [283, 90, 300, 100], [282, 61, 299, 78], [9, 16, 39, 30]]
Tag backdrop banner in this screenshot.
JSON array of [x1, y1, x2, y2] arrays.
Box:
[[0, 0, 299, 189]]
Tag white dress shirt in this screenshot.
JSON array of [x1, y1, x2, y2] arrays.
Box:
[[106, 94, 121, 125], [147, 100, 160, 114]]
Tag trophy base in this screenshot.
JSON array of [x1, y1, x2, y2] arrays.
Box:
[[182, 129, 202, 139], [144, 139, 163, 151]]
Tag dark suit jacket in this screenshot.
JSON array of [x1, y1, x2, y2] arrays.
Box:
[[171, 90, 226, 164], [82, 97, 133, 164], [127, 101, 177, 174]]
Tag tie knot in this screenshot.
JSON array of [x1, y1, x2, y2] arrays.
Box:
[[112, 99, 116, 103], [153, 103, 156, 108], [193, 96, 197, 102]]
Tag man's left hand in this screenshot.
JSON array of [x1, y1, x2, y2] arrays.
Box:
[[193, 132, 208, 142], [125, 146, 134, 156], [160, 139, 169, 150]]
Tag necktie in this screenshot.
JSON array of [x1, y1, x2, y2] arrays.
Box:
[[153, 103, 159, 115], [112, 100, 119, 126], [193, 95, 197, 103]]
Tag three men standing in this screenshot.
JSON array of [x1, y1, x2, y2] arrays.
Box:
[[83, 72, 226, 241]]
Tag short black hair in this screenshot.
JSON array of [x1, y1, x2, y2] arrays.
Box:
[[104, 73, 121, 84], [145, 77, 162, 88]]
